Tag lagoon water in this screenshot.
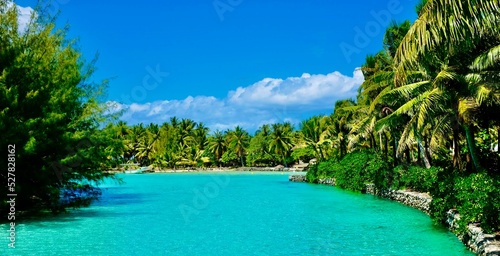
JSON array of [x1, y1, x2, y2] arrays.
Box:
[[1, 172, 473, 256]]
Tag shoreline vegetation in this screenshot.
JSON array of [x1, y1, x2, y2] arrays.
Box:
[[1, 1, 500, 256], [107, 165, 309, 174]]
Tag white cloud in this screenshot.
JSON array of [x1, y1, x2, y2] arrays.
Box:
[[129, 103, 151, 113], [16, 5, 33, 32], [5, 1, 34, 33], [111, 68, 364, 132], [228, 68, 363, 108]]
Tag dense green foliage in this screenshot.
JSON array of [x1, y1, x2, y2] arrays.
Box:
[[392, 165, 440, 192], [0, 3, 119, 215], [104, 120, 301, 169], [429, 170, 500, 234]]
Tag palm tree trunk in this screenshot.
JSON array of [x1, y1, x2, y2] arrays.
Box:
[[383, 132, 388, 160], [417, 137, 422, 165], [339, 144, 343, 159], [370, 134, 377, 150], [419, 139, 431, 168], [393, 136, 398, 167], [497, 126, 500, 153], [379, 133, 383, 152], [405, 148, 411, 164], [319, 147, 325, 161], [465, 125, 482, 171], [340, 138, 346, 159], [452, 125, 461, 169]]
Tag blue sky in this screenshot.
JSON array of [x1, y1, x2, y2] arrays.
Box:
[[14, 0, 418, 132]]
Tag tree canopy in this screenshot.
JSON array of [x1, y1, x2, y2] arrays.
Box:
[[1, 2, 119, 214]]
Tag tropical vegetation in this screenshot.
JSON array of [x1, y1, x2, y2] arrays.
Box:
[[1, 0, 499, 238], [0, 2, 121, 215], [307, 0, 500, 235]]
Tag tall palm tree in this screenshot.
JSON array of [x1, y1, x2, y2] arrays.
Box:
[[135, 123, 161, 166], [208, 130, 226, 167], [300, 116, 330, 161], [127, 123, 146, 164], [170, 117, 179, 129], [269, 123, 293, 166], [394, 0, 500, 81], [389, 0, 500, 170], [247, 124, 273, 166], [329, 100, 356, 159], [191, 122, 209, 151], [228, 126, 250, 167]]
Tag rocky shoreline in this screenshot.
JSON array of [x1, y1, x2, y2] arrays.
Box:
[[289, 174, 500, 256]]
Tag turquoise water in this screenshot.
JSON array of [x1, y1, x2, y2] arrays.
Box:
[[1, 172, 473, 256]]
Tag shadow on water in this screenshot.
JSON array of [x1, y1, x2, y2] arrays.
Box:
[[6, 188, 157, 226], [95, 191, 149, 206]]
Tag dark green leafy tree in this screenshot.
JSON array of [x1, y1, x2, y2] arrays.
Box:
[[0, 3, 118, 214]]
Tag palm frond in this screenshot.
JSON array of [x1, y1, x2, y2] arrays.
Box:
[[470, 44, 500, 71]]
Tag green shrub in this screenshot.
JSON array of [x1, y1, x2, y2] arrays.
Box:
[[428, 167, 458, 226], [305, 163, 319, 183], [367, 153, 392, 190], [305, 159, 338, 183], [334, 150, 389, 192], [427, 169, 500, 235], [317, 159, 337, 178], [395, 165, 441, 192], [455, 172, 500, 233]]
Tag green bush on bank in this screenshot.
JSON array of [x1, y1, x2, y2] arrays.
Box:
[[306, 150, 390, 192], [305, 159, 338, 183], [334, 150, 389, 191], [393, 165, 441, 192], [455, 172, 500, 233], [429, 169, 500, 234]]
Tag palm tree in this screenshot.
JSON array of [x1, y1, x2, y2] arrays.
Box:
[[186, 122, 209, 163], [468, 42, 500, 127], [350, 20, 413, 163], [300, 116, 330, 161], [246, 124, 275, 166], [258, 124, 272, 155], [191, 122, 209, 151], [208, 130, 226, 167], [394, 0, 500, 81], [269, 123, 293, 166], [389, 0, 500, 170], [329, 100, 357, 159], [170, 117, 179, 129], [127, 123, 146, 164], [228, 126, 250, 167], [135, 123, 161, 166]]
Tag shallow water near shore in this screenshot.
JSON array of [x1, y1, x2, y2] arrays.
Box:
[[1, 172, 473, 255]]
